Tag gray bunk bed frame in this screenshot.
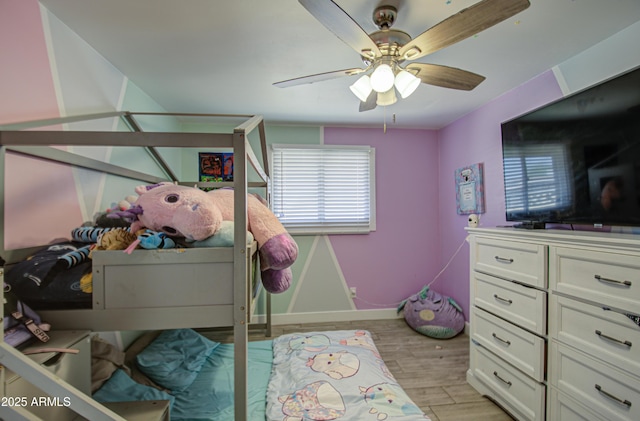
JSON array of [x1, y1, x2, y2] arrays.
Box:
[[0, 111, 271, 420]]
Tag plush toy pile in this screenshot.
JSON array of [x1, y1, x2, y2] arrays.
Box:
[[397, 286, 465, 339], [116, 182, 298, 294]]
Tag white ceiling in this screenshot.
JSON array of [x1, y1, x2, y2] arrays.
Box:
[[39, 0, 640, 129]]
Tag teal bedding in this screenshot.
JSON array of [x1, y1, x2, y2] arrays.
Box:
[[95, 328, 427, 421], [94, 329, 273, 421], [171, 340, 273, 421]]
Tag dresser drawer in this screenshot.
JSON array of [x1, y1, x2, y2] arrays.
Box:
[[548, 388, 608, 421], [550, 294, 640, 377], [549, 341, 640, 421], [550, 247, 640, 314], [474, 272, 547, 336], [471, 343, 546, 421], [471, 307, 546, 382], [472, 236, 547, 288]]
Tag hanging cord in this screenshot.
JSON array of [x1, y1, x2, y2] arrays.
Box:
[[383, 106, 387, 133], [425, 235, 468, 289], [353, 235, 469, 307]]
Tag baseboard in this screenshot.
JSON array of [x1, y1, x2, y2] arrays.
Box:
[[252, 308, 402, 325], [253, 311, 472, 333]]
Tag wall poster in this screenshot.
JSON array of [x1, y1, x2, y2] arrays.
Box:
[[455, 163, 485, 215], [199, 152, 234, 182]]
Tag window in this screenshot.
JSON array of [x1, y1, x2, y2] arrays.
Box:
[[271, 144, 375, 234], [503, 142, 572, 213]]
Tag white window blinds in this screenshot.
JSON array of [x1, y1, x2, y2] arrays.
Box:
[[503, 142, 572, 213], [271, 145, 375, 234]]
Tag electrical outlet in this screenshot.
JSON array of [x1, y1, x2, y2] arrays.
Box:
[[349, 287, 357, 298]]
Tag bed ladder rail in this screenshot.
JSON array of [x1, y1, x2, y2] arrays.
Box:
[[0, 343, 127, 420]]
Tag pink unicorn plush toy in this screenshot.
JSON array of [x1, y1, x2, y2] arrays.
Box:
[[128, 182, 298, 294]]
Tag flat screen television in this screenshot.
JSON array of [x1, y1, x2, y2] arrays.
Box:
[[501, 66, 640, 228]]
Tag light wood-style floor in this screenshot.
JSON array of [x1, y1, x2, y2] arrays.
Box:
[[203, 318, 515, 421]]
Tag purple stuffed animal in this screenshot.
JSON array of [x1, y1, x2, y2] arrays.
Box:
[[398, 286, 465, 339]]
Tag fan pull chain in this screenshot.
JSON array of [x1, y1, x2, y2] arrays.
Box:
[[383, 106, 387, 133]]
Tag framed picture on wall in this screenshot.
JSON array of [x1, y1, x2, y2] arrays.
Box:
[[199, 152, 234, 182], [455, 163, 485, 214]]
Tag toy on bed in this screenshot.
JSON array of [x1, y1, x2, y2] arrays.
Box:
[[397, 286, 465, 339], [90, 194, 140, 228], [71, 227, 177, 255], [127, 182, 298, 294]]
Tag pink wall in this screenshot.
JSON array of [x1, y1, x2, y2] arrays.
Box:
[[1, 1, 81, 250], [0, 0, 60, 124], [435, 70, 564, 318], [324, 127, 441, 310]]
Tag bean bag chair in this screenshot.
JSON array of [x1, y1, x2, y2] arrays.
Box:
[[397, 286, 465, 339]]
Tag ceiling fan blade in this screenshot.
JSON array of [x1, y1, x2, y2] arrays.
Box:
[[274, 68, 366, 88], [359, 90, 377, 112], [299, 0, 381, 59], [399, 0, 530, 61], [406, 63, 486, 91]]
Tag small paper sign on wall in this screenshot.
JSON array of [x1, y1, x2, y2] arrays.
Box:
[[455, 163, 485, 215]]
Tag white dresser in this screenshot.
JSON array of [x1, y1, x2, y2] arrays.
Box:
[[466, 227, 640, 421]]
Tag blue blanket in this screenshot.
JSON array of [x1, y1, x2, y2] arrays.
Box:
[[171, 340, 274, 421], [266, 330, 430, 421], [95, 331, 273, 421]]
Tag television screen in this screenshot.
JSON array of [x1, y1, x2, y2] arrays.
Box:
[[501, 66, 640, 227]]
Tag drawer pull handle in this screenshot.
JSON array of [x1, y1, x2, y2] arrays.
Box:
[[595, 330, 632, 347], [492, 333, 511, 346], [595, 384, 632, 407], [594, 274, 632, 287], [494, 256, 514, 264], [493, 371, 512, 387], [493, 294, 513, 305]]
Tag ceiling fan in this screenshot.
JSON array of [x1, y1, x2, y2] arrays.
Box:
[[274, 0, 531, 111]]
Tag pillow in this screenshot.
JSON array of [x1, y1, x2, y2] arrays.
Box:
[[124, 331, 167, 392], [92, 369, 175, 409], [136, 329, 219, 392]]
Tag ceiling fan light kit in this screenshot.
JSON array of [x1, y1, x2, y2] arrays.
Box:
[[276, 0, 531, 112], [350, 67, 420, 103], [376, 88, 397, 106], [370, 62, 395, 93], [394, 70, 421, 99], [349, 74, 373, 102]]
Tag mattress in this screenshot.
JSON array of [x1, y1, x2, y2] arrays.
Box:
[[266, 329, 430, 420]]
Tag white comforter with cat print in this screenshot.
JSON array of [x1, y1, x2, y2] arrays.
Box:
[[266, 330, 430, 421]]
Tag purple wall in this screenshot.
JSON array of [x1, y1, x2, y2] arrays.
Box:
[[321, 72, 565, 316], [435, 70, 564, 318], [324, 127, 441, 310]]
